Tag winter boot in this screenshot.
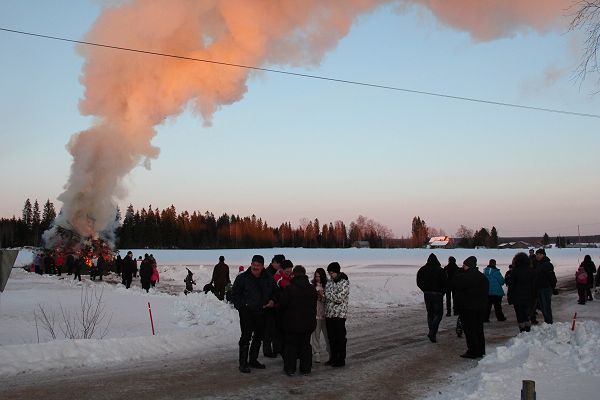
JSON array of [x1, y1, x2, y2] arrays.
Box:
[[248, 340, 266, 369], [239, 345, 251, 373]]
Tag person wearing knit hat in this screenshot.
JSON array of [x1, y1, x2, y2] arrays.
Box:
[[452, 255, 489, 359], [263, 254, 286, 359], [416, 253, 448, 343], [230, 254, 277, 373], [324, 262, 349, 367]]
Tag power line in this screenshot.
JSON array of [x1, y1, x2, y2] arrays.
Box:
[[2, 26, 600, 119]]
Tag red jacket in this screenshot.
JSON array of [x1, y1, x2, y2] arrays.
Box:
[[274, 270, 292, 288]]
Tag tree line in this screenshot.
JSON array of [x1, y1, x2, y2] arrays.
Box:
[[0, 199, 393, 249]]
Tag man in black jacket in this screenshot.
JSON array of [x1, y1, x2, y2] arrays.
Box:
[[453, 256, 489, 359], [263, 254, 285, 358], [534, 248, 557, 324], [416, 253, 448, 343], [122, 251, 135, 289], [444, 256, 459, 316], [279, 265, 317, 376], [231, 255, 277, 373]]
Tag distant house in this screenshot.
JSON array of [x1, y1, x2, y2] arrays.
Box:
[[352, 241, 370, 248], [498, 241, 531, 249], [428, 236, 451, 248]]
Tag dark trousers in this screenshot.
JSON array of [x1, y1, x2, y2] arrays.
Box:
[[486, 295, 506, 321], [214, 285, 226, 301], [123, 275, 132, 289], [586, 283, 593, 301], [263, 309, 282, 356], [459, 309, 485, 357], [445, 290, 455, 315], [238, 309, 266, 348], [73, 270, 81, 281], [538, 288, 553, 324], [514, 303, 530, 323], [326, 317, 347, 365], [283, 332, 312, 374], [577, 285, 587, 304], [424, 292, 444, 338]]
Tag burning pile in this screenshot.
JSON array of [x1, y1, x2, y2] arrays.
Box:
[[45, 225, 116, 261]]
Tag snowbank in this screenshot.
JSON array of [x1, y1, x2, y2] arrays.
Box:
[[427, 321, 600, 400]]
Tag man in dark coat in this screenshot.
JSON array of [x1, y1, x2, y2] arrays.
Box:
[[66, 254, 75, 275], [416, 253, 448, 343], [263, 254, 285, 358], [279, 265, 317, 376], [73, 256, 83, 282], [452, 256, 489, 359], [444, 256, 459, 316], [505, 252, 536, 332], [139, 254, 153, 293], [122, 251, 135, 289], [231, 255, 277, 373], [210, 256, 231, 301], [534, 248, 557, 324]]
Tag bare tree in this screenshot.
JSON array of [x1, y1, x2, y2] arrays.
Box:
[[34, 286, 112, 341], [571, 1, 600, 86]]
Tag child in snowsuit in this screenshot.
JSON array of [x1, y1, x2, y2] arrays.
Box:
[[184, 268, 196, 295]]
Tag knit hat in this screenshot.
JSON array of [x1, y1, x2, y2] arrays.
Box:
[[239, 266, 244, 272], [272, 254, 285, 265], [327, 262, 341, 274], [535, 248, 546, 255], [463, 256, 477, 269], [282, 259, 294, 270]]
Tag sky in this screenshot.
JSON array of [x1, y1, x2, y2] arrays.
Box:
[[0, 0, 599, 238]]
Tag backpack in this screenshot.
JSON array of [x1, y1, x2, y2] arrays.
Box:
[[576, 268, 588, 285]]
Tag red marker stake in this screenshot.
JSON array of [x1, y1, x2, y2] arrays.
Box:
[[148, 302, 155, 335], [571, 312, 577, 331]]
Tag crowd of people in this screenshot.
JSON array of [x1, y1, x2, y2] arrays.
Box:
[[29, 249, 160, 291], [229, 254, 349, 376], [417, 249, 596, 360]]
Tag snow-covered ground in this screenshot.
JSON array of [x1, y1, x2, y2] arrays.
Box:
[[1, 247, 599, 399]]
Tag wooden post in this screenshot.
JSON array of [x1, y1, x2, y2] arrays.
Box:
[[571, 312, 578, 331], [148, 302, 155, 335], [521, 380, 535, 400]]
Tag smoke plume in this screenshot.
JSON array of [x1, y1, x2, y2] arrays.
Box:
[[408, 0, 571, 40], [47, 0, 570, 246]]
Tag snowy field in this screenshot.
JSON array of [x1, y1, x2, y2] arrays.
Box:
[[1, 247, 600, 399]]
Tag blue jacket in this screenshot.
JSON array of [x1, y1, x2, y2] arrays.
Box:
[[484, 265, 505, 296]]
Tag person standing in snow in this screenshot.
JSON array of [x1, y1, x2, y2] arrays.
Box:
[[279, 265, 317, 376], [184, 268, 196, 295], [210, 255, 230, 301], [73, 256, 83, 282], [324, 262, 349, 367], [444, 256, 459, 316], [483, 259, 506, 322], [96, 254, 106, 281], [416, 253, 448, 343], [66, 253, 75, 275], [274, 259, 294, 289], [505, 252, 536, 333], [311, 268, 330, 363], [122, 251, 135, 289], [580, 255, 596, 301], [263, 254, 285, 358], [231, 255, 277, 373], [452, 256, 488, 359], [55, 252, 64, 276], [533, 248, 557, 324], [150, 254, 159, 287], [139, 254, 153, 293], [576, 264, 589, 305]]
